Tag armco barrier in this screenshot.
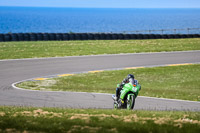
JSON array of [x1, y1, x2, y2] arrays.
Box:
[[0, 33, 199, 42]]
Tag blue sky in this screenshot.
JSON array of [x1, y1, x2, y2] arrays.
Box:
[[0, 0, 200, 8]]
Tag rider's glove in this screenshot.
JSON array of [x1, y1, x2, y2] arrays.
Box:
[[122, 78, 128, 83], [120, 83, 125, 88]]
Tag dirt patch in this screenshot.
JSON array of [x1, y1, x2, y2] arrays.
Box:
[[154, 117, 172, 125], [69, 114, 91, 123], [174, 118, 200, 128], [69, 113, 119, 120], [67, 125, 101, 133], [5, 128, 19, 133], [123, 114, 173, 125], [4, 129, 32, 133], [13, 109, 62, 118], [123, 114, 139, 122], [108, 128, 118, 133], [0, 112, 5, 116]]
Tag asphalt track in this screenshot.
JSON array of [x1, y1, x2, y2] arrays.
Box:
[[0, 51, 200, 111]]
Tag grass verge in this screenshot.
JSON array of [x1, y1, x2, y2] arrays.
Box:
[[17, 64, 200, 101], [0, 38, 200, 59], [0, 106, 200, 133]]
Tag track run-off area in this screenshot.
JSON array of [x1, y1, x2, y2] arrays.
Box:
[[0, 50, 200, 111]]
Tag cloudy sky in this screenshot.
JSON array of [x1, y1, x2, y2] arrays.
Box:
[[0, 0, 200, 8]]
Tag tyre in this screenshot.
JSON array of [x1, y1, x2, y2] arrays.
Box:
[[18, 33, 24, 41], [148, 34, 155, 39], [127, 94, 135, 110], [111, 34, 118, 40], [49, 33, 56, 40], [94, 34, 100, 40], [143, 34, 149, 39], [180, 34, 187, 38], [113, 101, 118, 110], [0, 34, 4, 42], [154, 34, 162, 39], [30, 33, 37, 41], [56, 33, 63, 40], [174, 34, 181, 39], [136, 34, 143, 39], [24, 33, 30, 41], [193, 34, 199, 38], [80, 33, 88, 40], [69, 33, 75, 40], [36, 33, 43, 41], [131, 95, 136, 109], [4, 34, 11, 41], [11, 33, 19, 41], [88, 33, 94, 40], [105, 34, 112, 40], [161, 34, 168, 39], [129, 34, 137, 39], [99, 33, 106, 40], [63, 33, 69, 40], [75, 34, 81, 40], [118, 34, 124, 39], [168, 34, 175, 39], [124, 34, 130, 40], [43, 33, 49, 41]]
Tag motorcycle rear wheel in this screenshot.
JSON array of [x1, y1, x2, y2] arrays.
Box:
[[113, 101, 118, 109]]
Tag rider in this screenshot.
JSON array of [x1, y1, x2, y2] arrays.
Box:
[[114, 74, 140, 101]]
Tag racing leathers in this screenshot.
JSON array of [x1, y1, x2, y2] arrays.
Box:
[[115, 77, 139, 101]]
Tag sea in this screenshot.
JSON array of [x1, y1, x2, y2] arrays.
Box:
[[0, 6, 200, 34]]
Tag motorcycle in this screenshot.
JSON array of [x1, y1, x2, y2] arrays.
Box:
[[112, 82, 141, 110]]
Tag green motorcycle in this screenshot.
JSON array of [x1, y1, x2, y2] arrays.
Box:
[[112, 83, 141, 110]]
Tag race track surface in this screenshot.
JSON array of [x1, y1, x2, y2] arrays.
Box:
[[0, 51, 200, 111]]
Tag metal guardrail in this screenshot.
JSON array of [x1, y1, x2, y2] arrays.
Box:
[[0, 28, 200, 42], [116, 28, 200, 34]]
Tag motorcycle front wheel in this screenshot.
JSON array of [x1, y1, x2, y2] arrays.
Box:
[[127, 94, 135, 110]]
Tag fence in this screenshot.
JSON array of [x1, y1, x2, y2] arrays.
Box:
[[1, 27, 200, 42], [117, 28, 200, 34]]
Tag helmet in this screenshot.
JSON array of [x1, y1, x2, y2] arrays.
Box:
[[127, 74, 134, 79]]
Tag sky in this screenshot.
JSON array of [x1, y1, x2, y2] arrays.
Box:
[[0, 0, 200, 8]]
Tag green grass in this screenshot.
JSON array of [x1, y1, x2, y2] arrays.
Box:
[[0, 106, 199, 133], [0, 38, 200, 59], [17, 64, 200, 101]]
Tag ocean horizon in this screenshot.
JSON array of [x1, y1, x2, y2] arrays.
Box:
[[0, 6, 200, 34]]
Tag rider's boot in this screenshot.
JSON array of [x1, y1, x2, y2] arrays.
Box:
[[112, 95, 118, 101]]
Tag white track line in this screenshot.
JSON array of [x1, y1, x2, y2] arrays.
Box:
[[11, 62, 200, 103], [12, 83, 200, 104], [1, 50, 200, 62]]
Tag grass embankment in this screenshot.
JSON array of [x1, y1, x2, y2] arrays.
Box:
[[0, 38, 200, 59], [0, 106, 200, 133], [17, 64, 200, 101]]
